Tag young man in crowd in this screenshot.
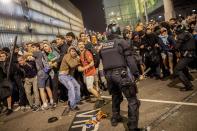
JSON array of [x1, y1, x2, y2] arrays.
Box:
[[59, 46, 81, 113], [43, 42, 60, 107], [56, 35, 69, 62], [12, 46, 28, 112], [17, 55, 40, 111], [159, 27, 176, 75], [56, 35, 70, 102], [30, 43, 54, 110], [78, 40, 105, 108], [65, 32, 78, 48]]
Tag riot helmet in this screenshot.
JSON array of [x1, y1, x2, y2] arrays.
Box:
[[174, 24, 186, 34], [106, 23, 121, 39]]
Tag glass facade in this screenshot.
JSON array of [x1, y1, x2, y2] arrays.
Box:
[[135, 0, 164, 21], [103, 0, 164, 28], [103, 0, 138, 27], [0, 0, 84, 47]]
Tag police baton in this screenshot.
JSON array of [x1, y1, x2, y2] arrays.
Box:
[[7, 36, 18, 80]]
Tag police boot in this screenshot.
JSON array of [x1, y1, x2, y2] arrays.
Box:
[[111, 112, 122, 126], [167, 78, 181, 87], [180, 84, 194, 91]]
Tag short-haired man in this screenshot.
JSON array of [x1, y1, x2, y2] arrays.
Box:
[[65, 32, 77, 47], [78, 40, 105, 108], [17, 55, 40, 111], [59, 46, 81, 113], [56, 35, 69, 62], [30, 43, 54, 110]]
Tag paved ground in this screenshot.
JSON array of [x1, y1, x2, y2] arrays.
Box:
[[0, 72, 197, 131]]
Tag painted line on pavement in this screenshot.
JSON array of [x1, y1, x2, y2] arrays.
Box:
[[101, 95, 197, 106]]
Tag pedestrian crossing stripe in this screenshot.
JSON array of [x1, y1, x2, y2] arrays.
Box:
[[69, 109, 101, 131], [101, 96, 197, 106]]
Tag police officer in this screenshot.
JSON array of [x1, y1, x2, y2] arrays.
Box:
[[100, 23, 141, 131], [173, 25, 196, 91]]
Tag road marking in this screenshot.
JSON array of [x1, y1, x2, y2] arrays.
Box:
[[147, 89, 197, 129], [101, 96, 197, 106], [93, 122, 100, 131], [76, 108, 100, 118], [71, 125, 84, 128], [71, 109, 101, 131], [73, 120, 88, 124]]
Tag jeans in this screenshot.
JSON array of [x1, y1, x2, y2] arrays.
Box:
[[59, 74, 81, 109]]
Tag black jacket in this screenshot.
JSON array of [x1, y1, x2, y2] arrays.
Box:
[[100, 35, 139, 77], [175, 31, 196, 51]]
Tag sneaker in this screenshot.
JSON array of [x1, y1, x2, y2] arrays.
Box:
[[14, 106, 21, 112], [6, 109, 13, 116], [77, 101, 84, 105], [139, 75, 145, 80], [41, 105, 49, 110], [32, 105, 40, 112], [25, 105, 31, 110], [59, 99, 65, 103], [180, 86, 194, 91], [49, 103, 56, 109], [20, 106, 26, 112], [70, 106, 80, 111], [61, 107, 70, 116]]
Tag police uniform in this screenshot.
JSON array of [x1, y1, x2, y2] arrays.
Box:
[[100, 24, 140, 130], [174, 30, 196, 91]]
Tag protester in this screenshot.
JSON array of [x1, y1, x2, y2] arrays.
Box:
[[78, 40, 105, 108], [30, 43, 54, 110], [17, 55, 40, 111], [59, 46, 81, 113]]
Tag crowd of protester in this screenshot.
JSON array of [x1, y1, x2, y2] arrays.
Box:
[[0, 13, 197, 116]]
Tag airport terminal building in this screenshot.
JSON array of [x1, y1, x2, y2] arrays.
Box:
[[0, 0, 84, 47]]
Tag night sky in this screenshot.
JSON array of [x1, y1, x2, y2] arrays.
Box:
[[70, 0, 106, 32]]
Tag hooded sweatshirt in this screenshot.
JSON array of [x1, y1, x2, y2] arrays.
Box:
[[59, 46, 80, 76]]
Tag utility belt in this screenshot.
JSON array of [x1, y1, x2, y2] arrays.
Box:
[[105, 67, 127, 77]]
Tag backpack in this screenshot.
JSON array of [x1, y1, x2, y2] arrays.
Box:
[[85, 43, 100, 68]]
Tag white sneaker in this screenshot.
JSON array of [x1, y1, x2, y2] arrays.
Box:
[[20, 106, 26, 112], [14, 106, 21, 112], [41, 105, 49, 110], [25, 106, 31, 110]]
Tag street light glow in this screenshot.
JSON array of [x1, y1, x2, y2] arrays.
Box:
[[117, 17, 121, 20]]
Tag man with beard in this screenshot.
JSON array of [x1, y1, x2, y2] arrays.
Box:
[[65, 32, 78, 48]]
